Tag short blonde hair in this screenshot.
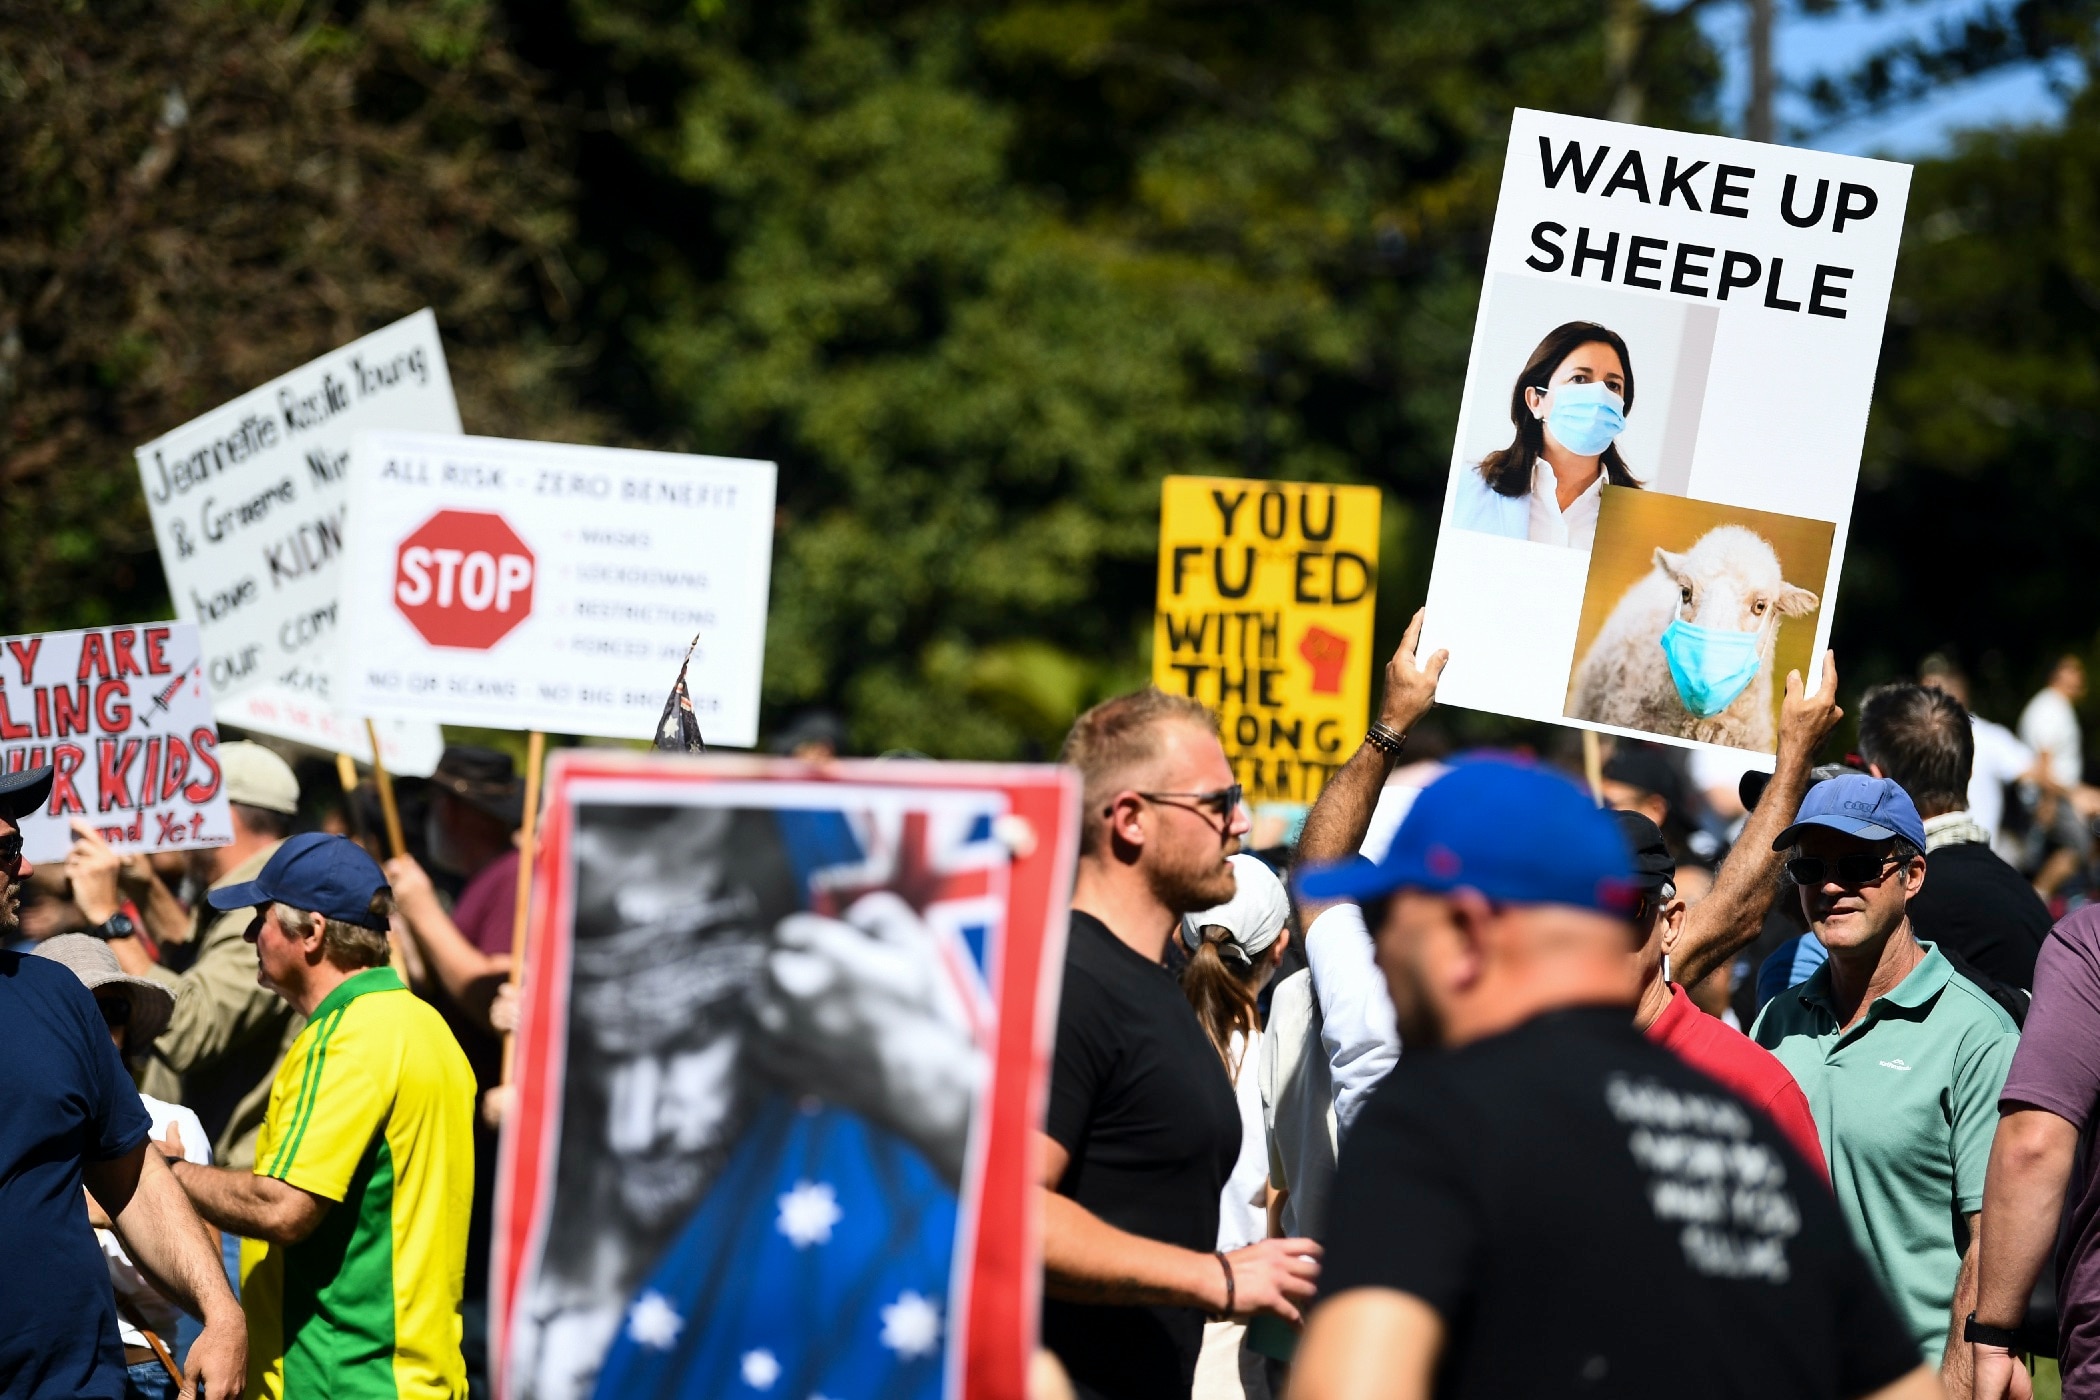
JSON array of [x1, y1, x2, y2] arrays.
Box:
[[275, 898, 394, 970], [1060, 688, 1220, 853]]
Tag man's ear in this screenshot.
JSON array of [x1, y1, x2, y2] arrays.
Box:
[[1660, 900, 1689, 952], [1103, 791, 1148, 852], [1444, 888, 1495, 988], [301, 910, 331, 951]]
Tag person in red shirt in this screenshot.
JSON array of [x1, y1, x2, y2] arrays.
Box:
[[1616, 809, 1826, 1178]]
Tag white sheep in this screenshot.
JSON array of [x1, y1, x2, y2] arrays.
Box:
[[1567, 524, 1819, 751]]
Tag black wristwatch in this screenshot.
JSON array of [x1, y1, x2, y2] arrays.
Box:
[[91, 911, 137, 942], [1964, 1312, 2021, 1348]]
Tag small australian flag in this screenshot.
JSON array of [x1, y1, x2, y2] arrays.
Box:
[[654, 635, 708, 754]]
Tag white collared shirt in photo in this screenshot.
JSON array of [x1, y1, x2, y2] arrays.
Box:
[[1526, 459, 1604, 551]]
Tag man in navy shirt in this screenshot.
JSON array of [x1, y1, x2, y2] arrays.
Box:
[[0, 767, 245, 1400]]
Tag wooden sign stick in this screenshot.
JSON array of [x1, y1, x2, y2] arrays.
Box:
[[500, 729, 545, 1086], [363, 718, 407, 858]]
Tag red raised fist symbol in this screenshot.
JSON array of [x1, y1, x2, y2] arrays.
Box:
[[1298, 625, 1349, 695]]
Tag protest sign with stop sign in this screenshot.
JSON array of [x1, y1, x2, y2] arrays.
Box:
[[337, 432, 774, 743], [394, 510, 537, 649]]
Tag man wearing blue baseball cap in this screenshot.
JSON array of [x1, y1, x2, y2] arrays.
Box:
[[1750, 774, 2020, 1390], [155, 832, 476, 1399], [1289, 757, 1933, 1400]]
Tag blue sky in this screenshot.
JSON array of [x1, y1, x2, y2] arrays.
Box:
[[1698, 0, 2084, 157]]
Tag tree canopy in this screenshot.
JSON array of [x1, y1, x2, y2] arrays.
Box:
[[3, 0, 2094, 760]]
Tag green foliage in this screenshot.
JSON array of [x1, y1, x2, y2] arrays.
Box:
[[1842, 78, 2100, 727], [518, 0, 1722, 755], [12, 0, 2096, 761], [0, 0, 599, 632]]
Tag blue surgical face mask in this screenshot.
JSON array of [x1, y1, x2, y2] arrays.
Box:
[[1541, 381, 1626, 457], [1657, 618, 1763, 718]]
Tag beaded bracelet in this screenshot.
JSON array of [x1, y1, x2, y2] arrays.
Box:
[[1366, 722, 1408, 756]]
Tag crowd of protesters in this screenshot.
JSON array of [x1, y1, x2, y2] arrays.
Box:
[[1038, 619, 2100, 1400], [4, 615, 2100, 1400], [1, 742, 525, 1400]]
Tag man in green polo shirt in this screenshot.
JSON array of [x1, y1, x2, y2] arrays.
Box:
[[1752, 774, 2018, 1393]]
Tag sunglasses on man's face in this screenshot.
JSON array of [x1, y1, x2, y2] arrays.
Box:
[[96, 995, 131, 1028], [0, 832, 21, 869], [1135, 783, 1245, 823], [1786, 852, 1902, 888]]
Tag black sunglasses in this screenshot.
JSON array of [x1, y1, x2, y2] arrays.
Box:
[[0, 832, 21, 868], [1134, 783, 1245, 822], [96, 995, 131, 1028], [1786, 852, 1902, 887]]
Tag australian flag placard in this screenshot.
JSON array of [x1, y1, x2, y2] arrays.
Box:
[[494, 754, 1079, 1400]]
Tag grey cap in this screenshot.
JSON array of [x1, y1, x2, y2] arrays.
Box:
[[221, 741, 300, 815], [32, 933, 174, 1047]]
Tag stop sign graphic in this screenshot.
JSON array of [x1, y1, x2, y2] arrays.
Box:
[[393, 510, 536, 650]]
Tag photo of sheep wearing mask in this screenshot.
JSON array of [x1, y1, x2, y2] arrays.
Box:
[[1565, 489, 1835, 753]]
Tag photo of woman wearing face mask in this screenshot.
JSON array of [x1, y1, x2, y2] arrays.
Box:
[[1453, 320, 1642, 551]]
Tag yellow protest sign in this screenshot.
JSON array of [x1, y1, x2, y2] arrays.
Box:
[[1153, 476, 1381, 804]]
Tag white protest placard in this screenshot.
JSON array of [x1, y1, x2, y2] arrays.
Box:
[[337, 433, 776, 743], [133, 309, 455, 759], [0, 622, 233, 862], [1421, 110, 1911, 761], [217, 683, 446, 776]]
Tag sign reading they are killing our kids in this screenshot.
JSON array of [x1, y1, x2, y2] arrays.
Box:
[[1420, 110, 1911, 762], [1153, 476, 1381, 804], [0, 622, 232, 863], [337, 433, 777, 744], [133, 310, 454, 772]]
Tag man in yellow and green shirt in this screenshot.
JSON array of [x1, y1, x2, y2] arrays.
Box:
[[162, 832, 476, 1399]]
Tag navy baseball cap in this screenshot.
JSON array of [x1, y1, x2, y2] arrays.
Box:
[[1297, 755, 1637, 915], [207, 832, 392, 931], [1771, 774, 1926, 852], [0, 765, 54, 823]]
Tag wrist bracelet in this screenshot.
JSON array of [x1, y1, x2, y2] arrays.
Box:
[[1365, 723, 1408, 757], [1211, 1250, 1236, 1320], [1964, 1312, 2021, 1348]]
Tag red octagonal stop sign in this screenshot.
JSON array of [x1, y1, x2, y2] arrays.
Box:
[[393, 509, 536, 650]]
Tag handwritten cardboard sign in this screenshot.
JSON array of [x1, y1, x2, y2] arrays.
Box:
[[1153, 476, 1381, 803], [133, 310, 459, 765], [0, 622, 232, 862]]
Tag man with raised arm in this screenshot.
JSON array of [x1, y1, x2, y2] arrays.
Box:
[[1289, 756, 1935, 1400]]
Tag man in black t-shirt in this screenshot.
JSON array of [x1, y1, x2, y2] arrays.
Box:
[[1289, 756, 1935, 1400], [1042, 689, 1322, 1400], [1859, 680, 2052, 990]]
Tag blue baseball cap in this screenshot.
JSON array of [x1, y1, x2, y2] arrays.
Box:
[[1297, 755, 1637, 915], [207, 832, 392, 932], [1771, 774, 1926, 852]]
